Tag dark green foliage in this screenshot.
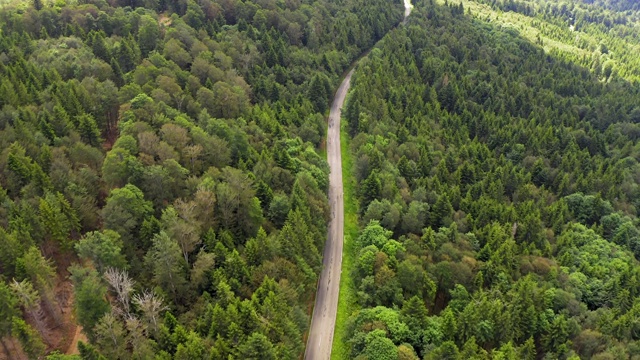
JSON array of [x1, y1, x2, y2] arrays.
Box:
[[78, 341, 107, 360], [308, 73, 332, 114], [138, 16, 159, 57], [343, 0, 640, 358], [238, 333, 277, 360], [0, 0, 401, 356], [361, 171, 382, 210], [69, 266, 110, 341], [0, 281, 18, 338]]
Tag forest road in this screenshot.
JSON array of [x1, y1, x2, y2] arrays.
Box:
[[304, 66, 352, 360], [304, 2, 413, 360]]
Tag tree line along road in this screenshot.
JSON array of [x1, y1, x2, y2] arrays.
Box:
[[304, 1, 413, 358]]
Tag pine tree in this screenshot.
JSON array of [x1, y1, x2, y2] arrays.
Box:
[[51, 104, 70, 137], [69, 266, 110, 340], [19, 247, 62, 326], [93, 314, 127, 359], [38, 112, 55, 143], [308, 74, 329, 113], [441, 308, 458, 342], [12, 318, 45, 359], [91, 31, 111, 62], [144, 231, 188, 304], [78, 341, 107, 360], [77, 113, 102, 146], [519, 337, 536, 360], [0, 281, 18, 347], [238, 333, 276, 360], [116, 39, 137, 73], [431, 194, 454, 229], [110, 58, 124, 87], [361, 171, 382, 210], [39, 192, 80, 250], [401, 296, 429, 332]]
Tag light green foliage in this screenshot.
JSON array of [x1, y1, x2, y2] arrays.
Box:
[[45, 352, 82, 360], [101, 148, 143, 188], [130, 93, 153, 110], [426, 341, 459, 360], [401, 201, 429, 235], [0, 281, 18, 337], [75, 230, 127, 273], [10, 279, 40, 312], [19, 246, 56, 293], [358, 220, 393, 249], [138, 15, 159, 57], [39, 191, 80, 249], [364, 199, 402, 231], [145, 231, 188, 305], [101, 184, 152, 260], [12, 317, 45, 359], [93, 314, 127, 359], [112, 135, 138, 155], [174, 330, 208, 359], [364, 329, 398, 360]]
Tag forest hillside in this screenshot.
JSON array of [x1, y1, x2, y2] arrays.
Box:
[[0, 0, 403, 358], [340, 0, 640, 359], [2, 0, 640, 358]]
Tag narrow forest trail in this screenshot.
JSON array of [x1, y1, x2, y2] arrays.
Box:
[[65, 325, 87, 355], [304, 2, 412, 359]]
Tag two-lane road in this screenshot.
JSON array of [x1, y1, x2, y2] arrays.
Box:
[[305, 2, 412, 359]]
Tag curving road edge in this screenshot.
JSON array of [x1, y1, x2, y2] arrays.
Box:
[[305, 2, 412, 359]]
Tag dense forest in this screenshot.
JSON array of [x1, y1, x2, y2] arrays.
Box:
[[0, 0, 404, 357], [466, 0, 640, 84], [3, 0, 640, 357], [340, 0, 640, 359]]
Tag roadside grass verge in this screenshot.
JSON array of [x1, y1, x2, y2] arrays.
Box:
[[331, 119, 360, 360]]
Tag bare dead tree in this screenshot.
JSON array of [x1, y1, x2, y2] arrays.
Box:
[[104, 268, 135, 318], [132, 290, 167, 334]]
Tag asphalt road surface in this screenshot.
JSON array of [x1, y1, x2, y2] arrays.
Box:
[[304, 66, 351, 360], [304, 3, 412, 359]]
